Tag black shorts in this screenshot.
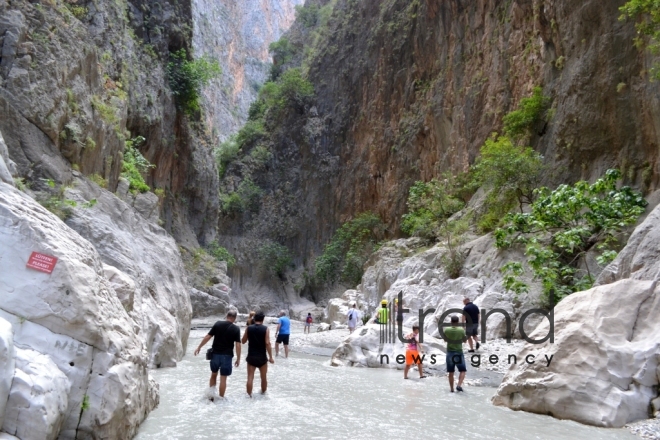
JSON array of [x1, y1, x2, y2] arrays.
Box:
[[246, 356, 268, 368], [466, 323, 479, 337], [276, 334, 290, 345]]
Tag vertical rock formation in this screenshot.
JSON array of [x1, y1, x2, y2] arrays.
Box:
[[193, 0, 304, 141]]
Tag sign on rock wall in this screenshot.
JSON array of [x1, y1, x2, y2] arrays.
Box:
[[26, 252, 58, 274]]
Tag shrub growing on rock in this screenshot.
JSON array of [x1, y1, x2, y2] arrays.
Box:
[[314, 212, 384, 285], [167, 49, 221, 116], [495, 169, 647, 303], [206, 241, 236, 268], [502, 86, 550, 140], [620, 0, 660, 79], [258, 241, 293, 277], [121, 136, 154, 193]]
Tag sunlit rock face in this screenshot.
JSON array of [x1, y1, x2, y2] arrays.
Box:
[[193, 0, 304, 141]]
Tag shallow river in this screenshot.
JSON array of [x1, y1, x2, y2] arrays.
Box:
[[136, 329, 636, 440]]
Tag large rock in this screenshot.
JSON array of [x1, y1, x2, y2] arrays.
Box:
[[597, 203, 660, 284], [0, 318, 14, 429], [0, 182, 158, 438], [331, 324, 446, 374], [190, 288, 227, 318], [2, 348, 70, 440], [325, 290, 367, 324], [65, 177, 192, 367], [492, 279, 660, 427]]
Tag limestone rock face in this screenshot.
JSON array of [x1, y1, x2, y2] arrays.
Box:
[[492, 279, 660, 427], [2, 348, 70, 440], [0, 181, 175, 438], [597, 203, 660, 284], [0, 319, 14, 429], [65, 178, 192, 368], [190, 288, 228, 318]]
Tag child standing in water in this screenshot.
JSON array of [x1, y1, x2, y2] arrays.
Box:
[[404, 325, 426, 379]]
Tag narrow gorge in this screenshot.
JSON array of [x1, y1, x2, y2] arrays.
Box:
[[0, 0, 659, 438]]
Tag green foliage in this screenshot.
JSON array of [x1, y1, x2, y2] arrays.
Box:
[[401, 179, 466, 239], [502, 87, 550, 140], [258, 241, 293, 277], [220, 178, 262, 214], [268, 37, 298, 79], [314, 212, 384, 285], [67, 4, 88, 20], [206, 241, 236, 268], [81, 395, 90, 411], [495, 169, 647, 303], [84, 137, 96, 150], [256, 68, 315, 115], [236, 120, 265, 149], [215, 136, 240, 177], [91, 95, 119, 126], [167, 49, 221, 116], [249, 145, 272, 167], [88, 173, 108, 188], [295, 3, 320, 27], [620, 0, 660, 79], [121, 136, 154, 193], [472, 134, 544, 229]]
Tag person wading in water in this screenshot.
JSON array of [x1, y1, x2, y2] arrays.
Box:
[[242, 312, 274, 397], [193, 309, 241, 400]]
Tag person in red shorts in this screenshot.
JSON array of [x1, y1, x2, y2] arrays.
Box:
[[404, 325, 427, 379]]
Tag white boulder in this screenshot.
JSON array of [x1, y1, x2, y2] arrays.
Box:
[[493, 279, 660, 427], [2, 348, 70, 440], [0, 318, 14, 429]]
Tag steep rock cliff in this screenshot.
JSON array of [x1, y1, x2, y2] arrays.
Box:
[[218, 0, 660, 300], [193, 0, 303, 141]]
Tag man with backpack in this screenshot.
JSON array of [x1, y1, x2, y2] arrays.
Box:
[[346, 303, 360, 333], [304, 313, 313, 334]]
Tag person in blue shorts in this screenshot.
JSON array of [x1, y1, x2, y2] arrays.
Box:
[[275, 310, 291, 358], [194, 309, 241, 400], [442, 315, 467, 392]]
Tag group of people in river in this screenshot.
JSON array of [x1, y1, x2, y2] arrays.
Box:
[[193, 309, 291, 399], [193, 295, 481, 398]]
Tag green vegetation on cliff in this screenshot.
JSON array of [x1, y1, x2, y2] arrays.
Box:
[[167, 49, 222, 116], [496, 169, 647, 303], [314, 212, 384, 285], [620, 0, 660, 79], [121, 136, 154, 193]]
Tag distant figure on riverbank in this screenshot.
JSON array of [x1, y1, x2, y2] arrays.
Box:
[[376, 300, 389, 324], [247, 311, 256, 326], [242, 312, 275, 397], [275, 310, 291, 358], [193, 309, 241, 400], [347, 303, 360, 333], [462, 297, 480, 352], [404, 325, 426, 379], [305, 313, 313, 334], [443, 315, 467, 392]]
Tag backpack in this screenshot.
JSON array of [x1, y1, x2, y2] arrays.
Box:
[[348, 310, 353, 321], [306, 316, 313, 323]]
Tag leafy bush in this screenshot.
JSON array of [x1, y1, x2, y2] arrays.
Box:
[[620, 0, 660, 79], [250, 145, 272, 167], [215, 136, 240, 177], [257, 68, 314, 114], [121, 136, 154, 193], [295, 4, 320, 27], [495, 169, 647, 303], [91, 95, 119, 126], [472, 134, 544, 231], [167, 49, 221, 116], [268, 37, 298, 79], [502, 87, 550, 140], [88, 173, 108, 188], [207, 241, 236, 268], [314, 212, 384, 285], [236, 120, 266, 149], [401, 179, 466, 239], [220, 178, 262, 214], [258, 241, 293, 277]]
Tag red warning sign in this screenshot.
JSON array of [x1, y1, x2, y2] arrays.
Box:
[[26, 252, 58, 274]]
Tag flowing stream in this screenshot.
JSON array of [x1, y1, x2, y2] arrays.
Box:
[[136, 329, 636, 440]]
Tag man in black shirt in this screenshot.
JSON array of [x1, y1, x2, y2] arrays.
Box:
[[462, 297, 481, 353], [194, 309, 241, 399]]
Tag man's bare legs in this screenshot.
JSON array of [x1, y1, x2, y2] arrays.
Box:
[[219, 375, 228, 397], [259, 364, 268, 393], [284, 344, 289, 358], [209, 372, 217, 388], [246, 364, 269, 396], [275, 342, 280, 357], [448, 371, 466, 392]]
